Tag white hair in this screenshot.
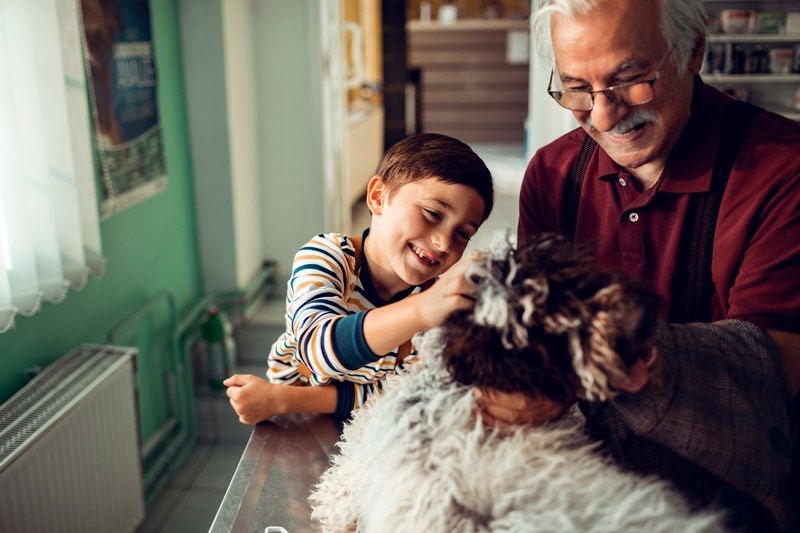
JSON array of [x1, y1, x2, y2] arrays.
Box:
[[531, 0, 707, 75]]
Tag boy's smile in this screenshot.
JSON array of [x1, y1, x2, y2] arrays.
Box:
[[365, 176, 486, 301], [411, 244, 441, 267]]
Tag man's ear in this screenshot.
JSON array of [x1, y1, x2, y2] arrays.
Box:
[[688, 33, 706, 75], [365, 175, 386, 215]]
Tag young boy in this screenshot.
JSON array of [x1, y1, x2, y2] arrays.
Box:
[[224, 133, 494, 424]]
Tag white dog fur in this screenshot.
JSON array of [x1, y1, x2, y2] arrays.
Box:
[[310, 235, 729, 532], [309, 349, 727, 532]]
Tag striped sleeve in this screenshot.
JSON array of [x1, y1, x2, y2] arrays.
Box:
[[288, 234, 379, 382], [333, 379, 387, 418]]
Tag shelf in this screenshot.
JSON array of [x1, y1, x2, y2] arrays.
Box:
[[708, 33, 800, 43], [407, 19, 530, 31], [702, 0, 800, 123], [704, 73, 800, 83]]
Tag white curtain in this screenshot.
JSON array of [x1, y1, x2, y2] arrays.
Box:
[[0, 0, 104, 333]]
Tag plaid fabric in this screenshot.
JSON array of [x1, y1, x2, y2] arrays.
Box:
[[582, 320, 797, 532]]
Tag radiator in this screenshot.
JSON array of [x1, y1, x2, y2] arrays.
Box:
[[0, 344, 144, 533]]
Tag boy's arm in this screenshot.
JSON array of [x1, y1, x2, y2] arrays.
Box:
[[286, 235, 368, 380], [294, 242, 477, 379], [361, 257, 478, 356], [224, 374, 337, 424], [224, 374, 382, 423]]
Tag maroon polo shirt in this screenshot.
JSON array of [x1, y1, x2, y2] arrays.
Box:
[[519, 77, 800, 333]]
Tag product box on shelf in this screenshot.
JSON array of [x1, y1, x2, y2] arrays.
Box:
[[755, 12, 785, 34], [770, 48, 794, 74], [721, 9, 755, 34], [786, 13, 800, 34]]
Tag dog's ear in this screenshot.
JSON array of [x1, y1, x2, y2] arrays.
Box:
[[575, 280, 660, 401], [610, 291, 659, 366]]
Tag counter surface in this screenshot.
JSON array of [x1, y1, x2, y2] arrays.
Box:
[[209, 413, 343, 533]]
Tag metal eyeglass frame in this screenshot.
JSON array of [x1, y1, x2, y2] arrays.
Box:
[[547, 44, 676, 111]]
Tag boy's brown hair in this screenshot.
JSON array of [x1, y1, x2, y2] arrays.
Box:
[[374, 133, 495, 222]]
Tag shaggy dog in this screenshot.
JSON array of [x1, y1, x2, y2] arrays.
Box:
[[309, 234, 728, 532]]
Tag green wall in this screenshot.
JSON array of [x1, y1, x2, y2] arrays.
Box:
[[0, 0, 203, 439]]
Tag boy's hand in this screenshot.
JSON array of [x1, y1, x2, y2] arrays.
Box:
[[224, 374, 338, 423], [417, 253, 480, 328], [224, 374, 286, 424], [362, 254, 482, 356]]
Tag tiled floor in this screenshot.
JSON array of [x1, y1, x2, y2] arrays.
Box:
[[136, 142, 526, 533], [134, 378, 261, 532], [136, 303, 284, 533], [135, 439, 246, 532]]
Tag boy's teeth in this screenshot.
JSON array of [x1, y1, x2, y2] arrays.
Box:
[[413, 246, 438, 264]]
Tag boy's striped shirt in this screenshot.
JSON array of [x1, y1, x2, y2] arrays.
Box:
[[267, 232, 426, 414]]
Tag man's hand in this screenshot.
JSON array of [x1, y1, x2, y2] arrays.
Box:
[[473, 387, 571, 428], [767, 329, 800, 395], [473, 348, 660, 428], [611, 346, 659, 394]]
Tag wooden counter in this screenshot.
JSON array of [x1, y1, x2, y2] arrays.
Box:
[[209, 413, 343, 533]]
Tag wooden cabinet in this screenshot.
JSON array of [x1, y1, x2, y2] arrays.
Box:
[[407, 19, 529, 143]]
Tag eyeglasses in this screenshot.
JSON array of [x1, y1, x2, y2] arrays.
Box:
[[547, 44, 676, 112]]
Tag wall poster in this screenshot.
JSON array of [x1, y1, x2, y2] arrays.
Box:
[[79, 0, 167, 219]]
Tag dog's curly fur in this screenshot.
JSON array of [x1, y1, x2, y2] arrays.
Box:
[[309, 234, 727, 532], [444, 233, 662, 403]]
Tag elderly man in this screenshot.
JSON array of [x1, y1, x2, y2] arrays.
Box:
[[477, 0, 800, 531]]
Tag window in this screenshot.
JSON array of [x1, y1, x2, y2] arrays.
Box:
[[0, 0, 104, 333]]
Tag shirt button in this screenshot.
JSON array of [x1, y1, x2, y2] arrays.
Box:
[[618, 177, 627, 186], [628, 212, 640, 222]]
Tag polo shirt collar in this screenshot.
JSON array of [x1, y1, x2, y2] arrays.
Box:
[[359, 227, 419, 305]]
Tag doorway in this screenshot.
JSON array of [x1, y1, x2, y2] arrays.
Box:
[[324, 0, 550, 242]]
